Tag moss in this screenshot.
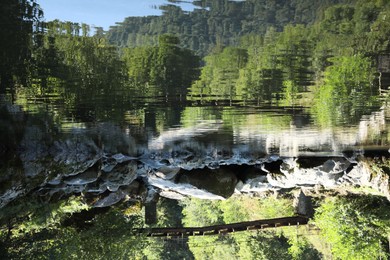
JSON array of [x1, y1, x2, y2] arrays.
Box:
[[362, 157, 390, 179]]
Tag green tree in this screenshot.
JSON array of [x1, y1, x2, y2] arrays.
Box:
[[314, 195, 390, 260], [1, 204, 147, 259], [312, 55, 379, 126], [124, 34, 199, 97], [189, 47, 247, 101], [237, 232, 292, 260], [143, 198, 194, 260], [0, 0, 43, 93], [23, 20, 131, 123]]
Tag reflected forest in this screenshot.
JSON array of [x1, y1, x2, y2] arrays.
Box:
[[1, 0, 390, 259]]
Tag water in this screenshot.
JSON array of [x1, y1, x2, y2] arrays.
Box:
[[9, 87, 390, 157]]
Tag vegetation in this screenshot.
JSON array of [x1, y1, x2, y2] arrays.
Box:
[[312, 55, 378, 126], [190, 0, 389, 122], [107, 0, 354, 56], [0, 0, 43, 92], [143, 198, 194, 260], [3, 0, 389, 128], [314, 195, 390, 259], [0, 198, 146, 259], [123, 34, 200, 97], [180, 195, 322, 259]]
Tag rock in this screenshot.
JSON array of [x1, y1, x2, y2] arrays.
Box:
[[64, 170, 99, 185], [319, 158, 350, 173], [0, 187, 24, 208], [345, 162, 390, 201], [235, 180, 244, 194], [145, 187, 159, 203], [93, 123, 137, 155], [112, 153, 137, 163], [143, 185, 160, 224], [100, 161, 138, 192], [160, 190, 186, 200], [177, 167, 238, 198], [262, 160, 283, 174], [237, 176, 274, 194], [148, 175, 225, 200], [101, 157, 117, 173], [51, 137, 101, 177], [294, 190, 314, 217], [47, 175, 62, 185], [93, 190, 126, 208], [155, 165, 181, 180], [121, 180, 141, 196]]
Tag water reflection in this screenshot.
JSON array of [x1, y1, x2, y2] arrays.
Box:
[[1, 99, 389, 205]]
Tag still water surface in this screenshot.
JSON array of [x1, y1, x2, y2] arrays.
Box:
[[11, 87, 390, 158]]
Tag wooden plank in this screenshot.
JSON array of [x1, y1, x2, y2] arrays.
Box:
[[138, 216, 309, 237]]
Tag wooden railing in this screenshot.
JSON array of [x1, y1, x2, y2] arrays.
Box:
[[137, 216, 309, 237]]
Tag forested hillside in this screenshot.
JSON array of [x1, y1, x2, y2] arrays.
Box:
[[107, 0, 354, 56], [189, 0, 390, 125]]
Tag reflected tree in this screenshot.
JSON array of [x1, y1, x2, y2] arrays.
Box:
[[312, 55, 379, 126], [123, 34, 200, 98], [190, 47, 248, 101], [0, 0, 43, 93]]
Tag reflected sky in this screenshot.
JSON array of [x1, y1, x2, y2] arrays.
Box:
[[38, 0, 196, 30]]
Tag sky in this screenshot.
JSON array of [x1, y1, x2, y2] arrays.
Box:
[[38, 0, 179, 30]]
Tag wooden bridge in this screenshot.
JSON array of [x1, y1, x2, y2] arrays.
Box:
[[137, 216, 309, 237]]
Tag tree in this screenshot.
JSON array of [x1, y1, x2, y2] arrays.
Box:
[[1, 202, 147, 259], [237, 232, 292, 260], [0, 0, 43, 93], [312, 55, 379, 126], [124, 34, 200, 97], [314, 195, 390, 259], [189, 47, 247, 101]]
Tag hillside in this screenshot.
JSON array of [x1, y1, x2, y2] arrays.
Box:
[[106, 0, 353, 56]]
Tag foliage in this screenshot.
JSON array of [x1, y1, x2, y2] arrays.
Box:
[[106, 0, 352, 57], [4, 0, 390, 129], [285, 228, 322, 260], [236, 231, 291, 260], [144, 237, 195, 260], [0, 0, 43, 92], [0, 196, 88, 238], [123, 34, 200, 97], [220, 195, 295, 223], [312, 55, 379, 126], [187, 235, 239, 260], [1, 206, 146, 259], [181, 198, 224, 227], [180, 195, 320, 259], [143, 198, 194, 260], [54, 209, 145, 260], [190, 47, 247, 100], [191, 23, 314, 104], [11, 197, 89, 237], [15, 19, 136, 123], [314, 195, 390, 259], [186, 0, 389, 123]]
